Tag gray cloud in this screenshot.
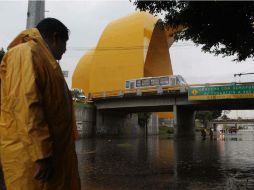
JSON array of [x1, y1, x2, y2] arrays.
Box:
[[1, 0, 254, 118], [1, 0, 253, 87]]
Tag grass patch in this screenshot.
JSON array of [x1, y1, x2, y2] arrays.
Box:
[[116, 143, 133, 148], [159, 126, 174, 139], [73, 102, 94, 109]]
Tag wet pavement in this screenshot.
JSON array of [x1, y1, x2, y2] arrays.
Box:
[[76, 131, 254, 190]]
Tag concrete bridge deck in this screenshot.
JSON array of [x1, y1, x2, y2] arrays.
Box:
[[88, 83, 254, 139], [93, 91, 254, 112]]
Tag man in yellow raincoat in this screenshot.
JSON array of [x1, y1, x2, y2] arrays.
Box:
[[0, 48, 6, 190], [0, 18, 81, 190]]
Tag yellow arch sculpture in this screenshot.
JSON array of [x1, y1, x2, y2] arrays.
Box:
[[72, 49, 94, 95], [72, 11, 174, 94]]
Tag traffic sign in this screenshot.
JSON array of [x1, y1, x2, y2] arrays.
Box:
[[188, 84, 254, 100]]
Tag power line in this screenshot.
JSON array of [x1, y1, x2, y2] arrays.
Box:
[[66, 44, 193, 52], [68, 45, 147, 50], [234, 72, 254, 77]]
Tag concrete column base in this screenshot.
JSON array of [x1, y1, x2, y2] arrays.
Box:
[[174, 105, 195, 139], [75, 105, 95, 138], [95, 111, 159, 137], [147, 113, 159, 135], [96, 111, 145, 137]]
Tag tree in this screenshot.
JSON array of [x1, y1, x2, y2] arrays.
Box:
[[133, 1, 254, 61], [221, 114, 230, 121], [71, 88, 86, 102], [138, 112, 152, 136], [138, 112, 151, 128], [195, 110, 222, 128]]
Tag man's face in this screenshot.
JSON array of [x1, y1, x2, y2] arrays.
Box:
[[47, 33, 67, 61], [52, 37, 67, 60]]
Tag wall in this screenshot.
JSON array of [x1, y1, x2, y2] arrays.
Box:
[[75, 108, 143, 138], [147, 113, 159, 135], [96, 112, 144, 137], [74, 103, 159, 138], [74, 104, 95, 138]]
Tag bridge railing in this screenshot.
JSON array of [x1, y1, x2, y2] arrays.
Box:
[[188, 81, 254, 87], [87, 82, 254, 100], [88, 85, 186, 100]]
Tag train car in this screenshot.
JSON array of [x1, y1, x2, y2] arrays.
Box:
[[125, 75, 188, 90]]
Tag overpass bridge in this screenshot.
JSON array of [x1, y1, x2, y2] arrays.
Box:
[[211, 119, 254, 125], [88, 82, 254, 138], [208, 119, 254, 131]]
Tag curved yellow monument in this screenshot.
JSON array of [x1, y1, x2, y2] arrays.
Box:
[[72, 11, 174, 95], [72, 49, 94, 94]]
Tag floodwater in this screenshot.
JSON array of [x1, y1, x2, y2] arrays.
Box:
[[76, 131, 254, 190]]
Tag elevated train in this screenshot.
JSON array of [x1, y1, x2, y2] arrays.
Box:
[[125, 75, 188, 90]]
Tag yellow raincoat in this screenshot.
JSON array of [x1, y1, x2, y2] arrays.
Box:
[[0, 28, 81, 190]]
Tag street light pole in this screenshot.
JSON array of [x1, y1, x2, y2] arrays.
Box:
[[26, 0, 45, 29]]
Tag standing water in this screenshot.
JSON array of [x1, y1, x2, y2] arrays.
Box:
[[76, 131, 254, 190]]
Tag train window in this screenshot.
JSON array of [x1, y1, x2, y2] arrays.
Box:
[[136, 80, 141, 87], [141, 79, 151, 86], [130, 81, 135, 89], [151, 78, 160, 86], [176, 78, 181, 85], [125, 81, 130, 89], [169, 77, 176, 85], [160, 77, 169, 85]]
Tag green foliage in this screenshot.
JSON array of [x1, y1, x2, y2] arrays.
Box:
[[195, 110, 222, 128], [116, 143, 133, 149], [0, 48, 5, 62], [195, 120, 203, 131], [134, 1, 254, 61], [71, 88, 86, 102], [159, 126, 174, 139], [138, 112, 151, 127], [73, 102, 93, 109], [221, 114, 230, 120]]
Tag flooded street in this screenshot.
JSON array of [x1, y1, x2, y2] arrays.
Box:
[[76, 131, 254, 190]]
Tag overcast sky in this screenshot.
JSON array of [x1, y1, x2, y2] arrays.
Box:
[[1, 0, 254, 118]]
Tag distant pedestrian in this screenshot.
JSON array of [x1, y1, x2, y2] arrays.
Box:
[[0, 48, 6, 190], [201, 128, 206, 140], [209, 128, 213, 140]]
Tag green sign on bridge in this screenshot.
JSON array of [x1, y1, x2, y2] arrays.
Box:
[[188, 84, 254, 100]]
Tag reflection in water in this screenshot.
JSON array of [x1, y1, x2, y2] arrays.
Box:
[[173, 139, 224, 189], [76, 132, 254, 190]]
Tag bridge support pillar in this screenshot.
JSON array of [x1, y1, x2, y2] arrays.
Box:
[[96, 111, 125, 136], [96, 111, 147, 137], [95, 111, 159, 137], [173, 105, 195, 139]]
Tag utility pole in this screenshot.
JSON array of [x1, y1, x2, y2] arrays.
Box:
[[26, 0, 45, 29]]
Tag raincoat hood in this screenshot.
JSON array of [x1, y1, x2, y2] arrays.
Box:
[[8, 28, 44, 50], [7, 28, 59, 71]]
